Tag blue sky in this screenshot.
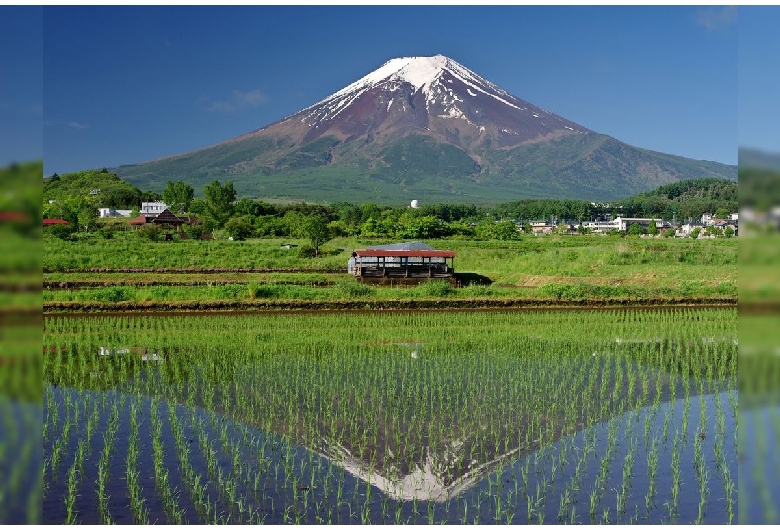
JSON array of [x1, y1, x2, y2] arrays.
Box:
[[0, 6, 43, 166], [739, 6, 780, 155], [3, 6, 747, 172]]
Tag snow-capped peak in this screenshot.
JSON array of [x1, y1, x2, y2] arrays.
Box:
[[299, 54, 522, 123], [289, 54, 590, 140], [326, 55, 453, 102]]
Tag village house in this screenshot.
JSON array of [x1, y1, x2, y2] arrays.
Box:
[[140, 201, 168, 218], [98, 207, 132, 218], [530, 221, 555, 235]]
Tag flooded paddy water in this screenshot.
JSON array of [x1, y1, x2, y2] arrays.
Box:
[[42, 308, 737, 524]]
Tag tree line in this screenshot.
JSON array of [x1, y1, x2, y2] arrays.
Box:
[[43, 173, 737, 244]]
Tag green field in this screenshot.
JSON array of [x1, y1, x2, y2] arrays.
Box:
[[43, 233, 736, 311]]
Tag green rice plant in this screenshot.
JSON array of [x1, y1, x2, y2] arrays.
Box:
[[41, 307, 736, 524], [64, 461, 78, 524]]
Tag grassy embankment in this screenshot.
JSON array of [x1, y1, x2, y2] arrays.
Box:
[[43, 232, 736, 312]]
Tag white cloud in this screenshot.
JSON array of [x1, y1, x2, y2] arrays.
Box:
[[204, 89, 268, 113], [44, 120, 90, 130], [694, 6, 738, 32]]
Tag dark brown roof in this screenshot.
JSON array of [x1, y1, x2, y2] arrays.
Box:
[[355, 249, 456, 258], [152, 209, 183, 225], [43, 218, 69, 225]]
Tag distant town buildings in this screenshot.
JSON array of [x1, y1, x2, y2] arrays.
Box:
[[523, 212, 737, 238]]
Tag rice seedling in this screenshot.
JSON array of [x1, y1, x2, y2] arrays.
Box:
[[41, 307, 736, 524]]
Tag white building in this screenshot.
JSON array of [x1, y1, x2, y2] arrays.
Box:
[[583, 219, 620, 233], [98, 208, 132, 218], [141, 202, 168, 218], [612, 217, 662, 232]]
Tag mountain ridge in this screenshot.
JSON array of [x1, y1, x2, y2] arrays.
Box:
[[113, 55, 736, 204]]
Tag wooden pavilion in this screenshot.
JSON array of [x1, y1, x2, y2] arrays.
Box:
[[349, 242, 456, 285], [128, 208, 184, 232]]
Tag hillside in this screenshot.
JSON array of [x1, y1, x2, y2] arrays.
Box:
[[43, 168, 157, 209]]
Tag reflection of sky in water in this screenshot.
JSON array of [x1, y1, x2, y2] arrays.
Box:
[[0, 397, 42, 524], [739, 405, 780, 525], [472, 390, 738, 525]]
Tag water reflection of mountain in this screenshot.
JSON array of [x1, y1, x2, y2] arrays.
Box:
[[142, 341, 734, 502]]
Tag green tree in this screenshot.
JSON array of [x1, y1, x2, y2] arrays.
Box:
[[188, 199, 207, 217], [690, 227, 701, 239], [234, 198, 267, 218], [77, 205, 98, 233], [648, 219, 659, 235], [162, 180, 194, 214], [223, 216, 254, 241], [397, 215, 450, 239], [714, 207, 731, 220], [203, 180, 236, 228], [303, 215, 332, 257], [493, 220, 520, 240], [627, 223, 645, 236], [282, 210, 307, 238], [724, 226, 735, 238]]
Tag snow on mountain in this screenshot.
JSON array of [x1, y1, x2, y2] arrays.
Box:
[[282, 54, 589, 148]]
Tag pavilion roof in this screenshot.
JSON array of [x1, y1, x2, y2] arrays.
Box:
[[355, 249, 456, 258], [152, 208, 183, 225]]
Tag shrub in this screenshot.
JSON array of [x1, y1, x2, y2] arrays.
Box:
[[136, 224, 161, 241], [182, 223, 206, 240], [48, 223, 75, 240], [224, 217, 254, 241], [298, 245, 317, 258]]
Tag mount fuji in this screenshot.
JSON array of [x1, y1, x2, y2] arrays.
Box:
[[114, 55, 736, 204]]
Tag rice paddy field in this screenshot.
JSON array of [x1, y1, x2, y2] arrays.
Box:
[[40, 308, 738, 524]]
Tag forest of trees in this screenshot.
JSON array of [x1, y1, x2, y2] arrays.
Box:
[[42, 170, 738, 241]]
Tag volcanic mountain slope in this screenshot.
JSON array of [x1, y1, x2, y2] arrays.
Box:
[[114, 55, 736, 204]]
